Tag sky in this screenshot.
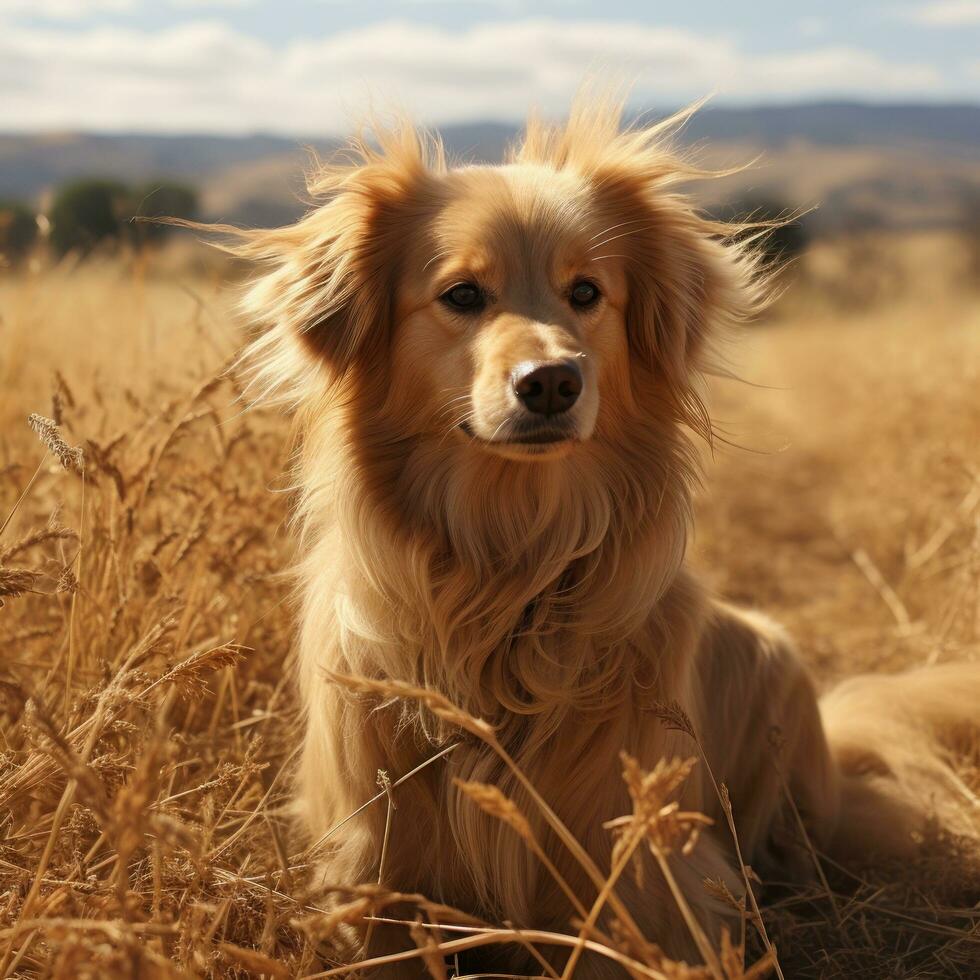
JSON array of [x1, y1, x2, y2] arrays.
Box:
[[1, 1, 979, 135]]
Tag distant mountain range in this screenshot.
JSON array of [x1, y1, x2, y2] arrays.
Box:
[[2, 103, 978, 232]]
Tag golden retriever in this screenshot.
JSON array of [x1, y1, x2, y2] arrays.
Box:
[[226, 95, 980, 975]]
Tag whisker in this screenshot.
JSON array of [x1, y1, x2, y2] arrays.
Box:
[[436, 409, 477, 449], [423, 249, 453, 272], [586, 217, 649, 244], [436, 393, 471, 411], [434, 395, 472, 424], [588, 254, 629, 263], [487, 417, 511, 443], [587, 225, 654, 253]]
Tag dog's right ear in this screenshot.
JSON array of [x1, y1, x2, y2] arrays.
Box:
[[227, 124, 442, 405]]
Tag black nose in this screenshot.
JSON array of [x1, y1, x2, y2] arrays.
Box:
[[512, 359, 583, 416]]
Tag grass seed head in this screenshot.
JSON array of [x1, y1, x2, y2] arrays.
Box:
[[28, 413, 85, 474], [0, 565, 38, 603], [453, 778, 533, 842], [324, 670, 496, 742]]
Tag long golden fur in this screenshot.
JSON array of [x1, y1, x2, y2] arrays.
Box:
[[228, 96, 980, 975]]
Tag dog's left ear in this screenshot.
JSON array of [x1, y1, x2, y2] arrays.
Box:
[[233, 125, 441, 404]]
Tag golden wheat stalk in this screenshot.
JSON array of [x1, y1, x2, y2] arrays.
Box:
[[150, 642, 248, 700], [0, 566, 39, 604], [652, 701, 785, 980], [454, 779, 590, 923], [560, 818, 650, 980], [27, 414, 84, 475], [0, 522, 77, 563], [302, 923, 677, 980], [324, 670, 495, 741]]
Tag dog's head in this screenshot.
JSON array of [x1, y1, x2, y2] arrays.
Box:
[[240, 97, 762, 467]]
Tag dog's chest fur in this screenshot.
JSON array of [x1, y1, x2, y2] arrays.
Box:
[[296, 427, 712, 923]]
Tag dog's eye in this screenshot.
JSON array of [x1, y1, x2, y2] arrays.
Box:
[[441, 282, 484, 312], [569, 280, 600, 308]]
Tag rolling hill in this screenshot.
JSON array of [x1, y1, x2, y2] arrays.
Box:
[[1, 104, 978, 232]]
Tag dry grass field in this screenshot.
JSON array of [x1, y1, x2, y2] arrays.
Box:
[[0, 232, 978, 978]]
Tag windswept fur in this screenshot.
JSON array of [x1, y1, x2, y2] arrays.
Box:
[[227, 95, 980, 974]]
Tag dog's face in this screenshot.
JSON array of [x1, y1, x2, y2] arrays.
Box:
[[392, 164, 629, 461], [244, 103, 758, 468]]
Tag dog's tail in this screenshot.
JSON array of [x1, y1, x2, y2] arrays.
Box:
[[820, 661, 980, 864]]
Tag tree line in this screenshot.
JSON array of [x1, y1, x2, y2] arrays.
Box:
[[0, 178, 831, 272], [0, 178, 198, 266]]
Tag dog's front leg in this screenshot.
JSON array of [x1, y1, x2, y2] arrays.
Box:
[[694, 601, 840, 876]]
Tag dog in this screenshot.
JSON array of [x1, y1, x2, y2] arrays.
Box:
[[229, 96, 980, 975]]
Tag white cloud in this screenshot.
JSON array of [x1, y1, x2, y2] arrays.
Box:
[[0, 0, 252, 15], [0, 17, 952, 135], [903, 1, 980, 25], [0, 0, 134, 17], [169, 0, 254, 8]]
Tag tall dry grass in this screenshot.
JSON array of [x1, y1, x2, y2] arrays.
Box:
[[0, 234, 978, 977]]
